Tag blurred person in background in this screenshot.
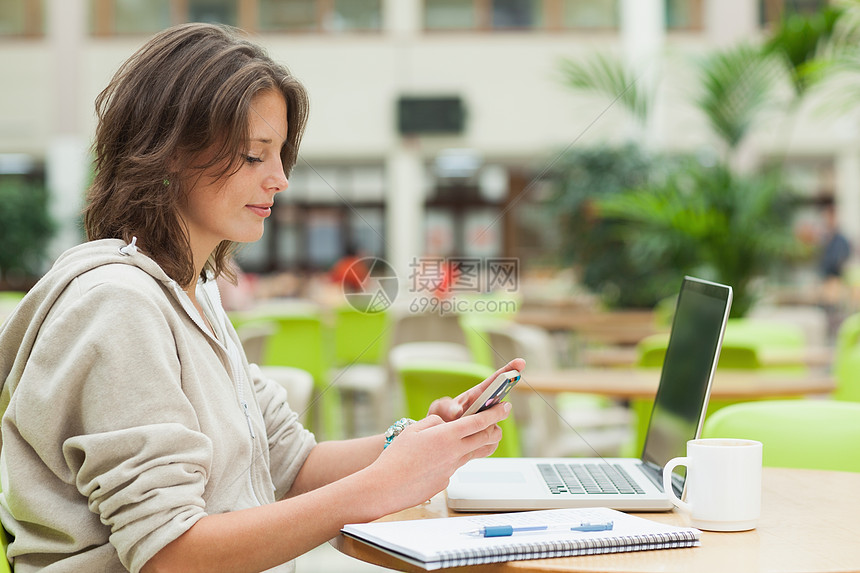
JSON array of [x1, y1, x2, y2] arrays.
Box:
[[818, 204, 852, 337], [328, 243, 368, 293]]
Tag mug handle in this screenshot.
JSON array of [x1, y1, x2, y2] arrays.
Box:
[[662, 456, 691, 512]]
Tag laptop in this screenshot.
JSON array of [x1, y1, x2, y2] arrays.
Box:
[[446, 276, 733, 512]]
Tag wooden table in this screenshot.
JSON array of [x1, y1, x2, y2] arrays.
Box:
[[517, 368, 836, 400], [582, 346, 834, 369], [333, 467, 860, 572], [514, 309, 659, 346]]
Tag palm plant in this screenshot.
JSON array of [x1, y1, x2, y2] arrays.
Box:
[[694, 44, 782, 154], [558, 52, 654, 129], [548, 145, 685, 309], [549, 20, 827, 313], [763, 4, 844, 98], [799, 3, 860, 119], [597, 161, 801, 317]]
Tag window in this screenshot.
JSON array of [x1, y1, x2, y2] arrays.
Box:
[[349, 208, 385, 257], [240, 164, 387, 272], [306, 208, 343, 268], [666, 0, 703, 30], [331, 0, 381, 31], [258, 0, 381, 32], [89, 0, 382, 35], [562, 0, 617, 29], [91, 0, 171, 35], [463, 208, 502, 257], [258, 0, 317, 32], [111, 0, 170, 35], [0, 0, 44, 37], [423, 0, 619, 32], [424, 0, 476, 30], [189, 0, 237, 26], [760, 0, 829, 27], [492, 0, 543, 29]]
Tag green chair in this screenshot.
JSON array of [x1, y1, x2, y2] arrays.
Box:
[[240, 310, 341, 440], [701, 399, 860, 472], [0, 374, 13, 571], [0, 446, 12, 571], [0, 530, 9, 572], [396, 361, 521, 457], [630, 318, 809, 456], [0, 292, 25, 304], [638, 333, 762, 369], [833, 312, 860, 402], [0, 505, 10, 572], [333, 306, 390, 367], [331, 306, 392, 435], [637, 318, 806, 370], [458, 314, 505, 370], [478, 320, 632, 457], [0, 291, 25, 329]]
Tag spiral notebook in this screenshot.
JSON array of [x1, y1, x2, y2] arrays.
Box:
[[342, 507, 700, 570]]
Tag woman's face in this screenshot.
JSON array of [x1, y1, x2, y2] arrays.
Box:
[[179, 89, 289, 269]]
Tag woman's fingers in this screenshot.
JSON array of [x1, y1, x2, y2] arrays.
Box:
[[453, 358, 527, 416], [374, 404, 510, 508], [410, 414, 444, 431], [452, 401, 511, 437], [426, 397, 460, 421]]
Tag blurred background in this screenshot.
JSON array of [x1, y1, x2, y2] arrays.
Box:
[[5, 0, 860, 305], [6, 2, 860, 570], [5, 1, 860, 442]]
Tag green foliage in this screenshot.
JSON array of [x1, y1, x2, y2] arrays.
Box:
[[548, 145, 687, 309], [801, 3, 860, 118], [549, 2, 835, 314], [695, 44, 782, 151], [597, 161, 802, 317], [764, 5, 844, 96], [558, 53, 653, 127], [0, 178, 55, 282]]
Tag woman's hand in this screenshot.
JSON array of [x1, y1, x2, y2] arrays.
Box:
[[427, 358, 526, 422], [369, 401, 511, 512]]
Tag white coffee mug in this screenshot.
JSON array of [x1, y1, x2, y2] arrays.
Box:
[[662, 438, 763, 532]]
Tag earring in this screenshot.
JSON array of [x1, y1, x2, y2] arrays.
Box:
[[163, 179, 170, 187]]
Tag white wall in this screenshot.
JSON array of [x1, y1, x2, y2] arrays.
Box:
[[2, 0, 858, 256]]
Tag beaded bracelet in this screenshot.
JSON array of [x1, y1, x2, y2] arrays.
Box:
[[383, 417, 416, 449]]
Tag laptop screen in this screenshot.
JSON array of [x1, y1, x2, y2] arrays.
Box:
[[640, 277, 732, 490]]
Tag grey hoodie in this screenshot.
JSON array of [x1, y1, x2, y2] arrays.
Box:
[[0, 239, 316, 572]]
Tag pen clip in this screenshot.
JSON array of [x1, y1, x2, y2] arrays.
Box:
[[571, 521, 614, 532]]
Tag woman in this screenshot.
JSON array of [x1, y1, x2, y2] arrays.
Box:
[[0, 23, 521, 573]]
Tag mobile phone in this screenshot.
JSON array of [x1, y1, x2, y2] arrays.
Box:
[[462, 370, 521, 416]]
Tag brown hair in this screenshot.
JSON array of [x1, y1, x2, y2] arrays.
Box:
[[84, 23, 309, 286]]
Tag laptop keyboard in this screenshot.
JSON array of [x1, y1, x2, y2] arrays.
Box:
[[538, 463, 646, 495]]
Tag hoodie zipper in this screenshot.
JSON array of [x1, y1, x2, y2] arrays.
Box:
[[168, 283, 256, 442], [178, 282, 257, 440], [205, 280, 262, 505], [192, 280, 263, 506]]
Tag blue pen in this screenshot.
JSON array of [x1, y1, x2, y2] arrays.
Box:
[[571, 521, 614, 532], [466, 521, 613, 537], [467, 525, 548, 537]]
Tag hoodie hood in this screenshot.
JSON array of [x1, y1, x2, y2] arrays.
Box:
[[0, 238, 175, 420]]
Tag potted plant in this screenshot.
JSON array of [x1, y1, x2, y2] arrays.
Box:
[[0, 178, 55, 290]]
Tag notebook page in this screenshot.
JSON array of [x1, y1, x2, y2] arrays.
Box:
[[342, 506, 700, 567]]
